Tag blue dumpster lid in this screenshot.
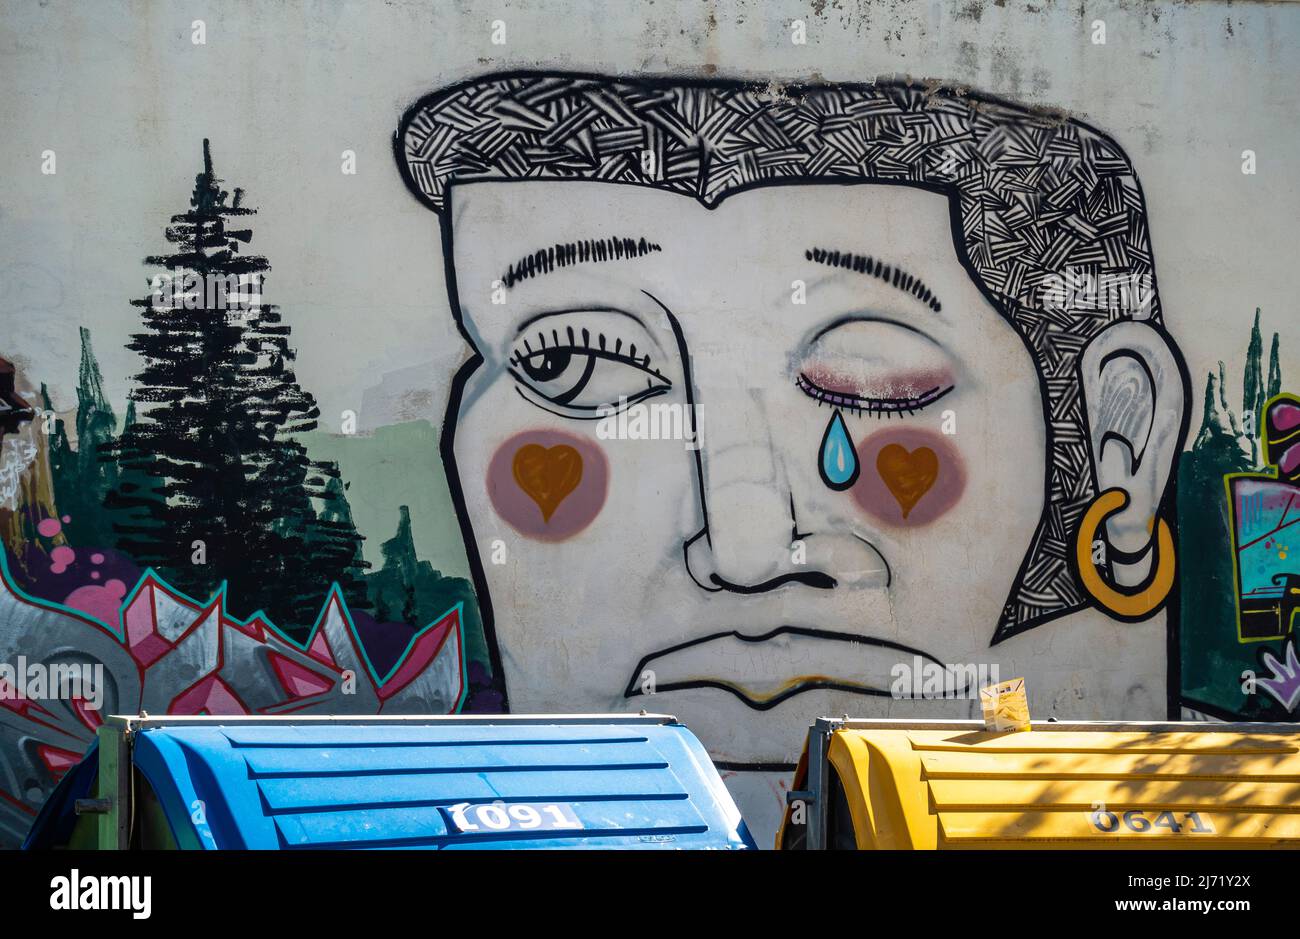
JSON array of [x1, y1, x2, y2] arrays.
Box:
[[126, 714, 755, 849]]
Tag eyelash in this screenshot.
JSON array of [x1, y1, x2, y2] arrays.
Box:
[[508, 326, 670, 382], [795, 373, 953, 418]]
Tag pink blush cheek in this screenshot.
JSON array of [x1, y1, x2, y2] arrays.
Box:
[[849, 428, 966, 526], [486, 429, 609, 541]]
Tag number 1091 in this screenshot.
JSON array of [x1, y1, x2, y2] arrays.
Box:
[[446, 801, 585, 834]]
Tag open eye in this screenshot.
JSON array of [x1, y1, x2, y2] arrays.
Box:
[[794, 318, 956, 417], [509, 314, 671, 417]]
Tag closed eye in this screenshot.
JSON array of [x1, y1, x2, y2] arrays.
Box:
[[795, 372, 953, 417], [794, 316, 957, 419]]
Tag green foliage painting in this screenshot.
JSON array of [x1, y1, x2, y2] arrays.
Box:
[[1179, 309, 1289, 719]]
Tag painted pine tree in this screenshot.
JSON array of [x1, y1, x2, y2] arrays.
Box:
[[42, 382, 77, 526], [106, 140, 368, 631], [303, 463, 370, 616], [367, 504, 485, 666], [102, 395, 167, 562], [46, 328, 120, 549], [1268, 332, 1282, 400], [1244, 308, 1264, 463]]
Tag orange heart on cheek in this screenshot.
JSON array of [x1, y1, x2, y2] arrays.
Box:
[[512, 444, 583, 522], [876, 444, 939, 519]]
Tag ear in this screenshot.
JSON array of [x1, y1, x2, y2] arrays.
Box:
[[1080, 321, 1185, 585]]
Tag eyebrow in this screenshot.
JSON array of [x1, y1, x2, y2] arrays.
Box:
[[805, 247, 943, 314], [501, 236, 663, 288]]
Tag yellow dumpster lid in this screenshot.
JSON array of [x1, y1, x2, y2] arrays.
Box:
[[790, 719, 1300, 849]]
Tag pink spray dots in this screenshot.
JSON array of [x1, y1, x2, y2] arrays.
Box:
[[49, 546, 76, 575], [38, 516, 76, 573], [57, 546, 117, 617], [37, 517, 113, 575]]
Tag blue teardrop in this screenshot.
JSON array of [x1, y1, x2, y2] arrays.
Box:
[[819, 410, 859, 490]]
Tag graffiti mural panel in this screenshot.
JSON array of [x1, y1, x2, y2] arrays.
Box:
[[1, 0, 1296, 845]]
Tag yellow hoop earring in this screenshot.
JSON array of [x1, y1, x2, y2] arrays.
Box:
[[1074, 488, 1175, 619]]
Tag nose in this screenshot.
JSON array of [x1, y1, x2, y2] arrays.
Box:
[[682, 374, 836, 593]]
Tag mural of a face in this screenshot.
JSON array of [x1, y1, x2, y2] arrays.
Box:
[[397, 75, 1192, 810], [444, 178, 1174, 759]]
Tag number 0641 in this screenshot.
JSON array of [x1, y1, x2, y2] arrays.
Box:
[[1088, 809, 1214, 834]]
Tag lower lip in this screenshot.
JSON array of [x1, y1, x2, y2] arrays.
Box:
[[629, 629, 961, 706]]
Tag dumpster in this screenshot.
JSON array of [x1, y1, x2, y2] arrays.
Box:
[[777, 718, 1300, 849], [25, 713, 755, 850]]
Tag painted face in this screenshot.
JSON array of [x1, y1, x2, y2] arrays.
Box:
[[444, 180, 1156, 763]]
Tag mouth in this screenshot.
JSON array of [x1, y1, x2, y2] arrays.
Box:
[[623, 626, 971, 711]]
